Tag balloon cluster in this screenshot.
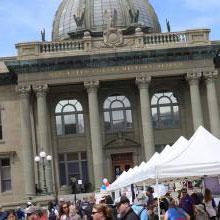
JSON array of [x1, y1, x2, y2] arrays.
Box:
[[101, 178, 110, 191]]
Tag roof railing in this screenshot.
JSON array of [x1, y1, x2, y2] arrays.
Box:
[[15, 29, 211, 59]]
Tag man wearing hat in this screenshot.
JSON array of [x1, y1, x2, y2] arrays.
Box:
[[116, 196, 139, 220]]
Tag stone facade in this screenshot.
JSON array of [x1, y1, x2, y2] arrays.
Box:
[[0, 14, 220, 207]]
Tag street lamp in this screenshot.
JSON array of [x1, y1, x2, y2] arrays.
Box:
[[35, 151, 52, 194]]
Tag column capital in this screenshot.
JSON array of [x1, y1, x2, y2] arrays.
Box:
[[186, 72, 202, 85], [84, 80, 99, 93], [136, 75, 151, 89], [33, 84, 48, 97], [16, 85, 31, 98], [204, 70, 218, 83]]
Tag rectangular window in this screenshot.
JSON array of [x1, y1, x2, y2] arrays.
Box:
[[58, 152, 88, 187], [1, 158, 11, 192]]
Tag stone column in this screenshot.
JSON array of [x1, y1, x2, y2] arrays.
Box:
[[136, 76, 154, 161], [33, 84, 52, 193], [204, 71, 220, 138], [186, 72, 203, 130], [17, 85, 35, 196], [84, 81, 104, 189]]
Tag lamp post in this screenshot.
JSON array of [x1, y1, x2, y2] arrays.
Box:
[[35, 151, 52, 194]]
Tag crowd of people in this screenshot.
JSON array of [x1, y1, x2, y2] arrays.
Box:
[[0, 187, 220, 220]]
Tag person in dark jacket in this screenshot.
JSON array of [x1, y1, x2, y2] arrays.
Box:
[[179, 188, 194, 219], [116, 196, 139, 220], [0, 206, 7, 220]]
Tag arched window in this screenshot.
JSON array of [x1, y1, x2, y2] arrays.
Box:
[[103, 95, 133, 133], [151, 92, 180, 129], [55, 99, 84, 135]]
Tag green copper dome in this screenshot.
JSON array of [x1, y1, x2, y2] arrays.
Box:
[[52, 0, 161, 41]]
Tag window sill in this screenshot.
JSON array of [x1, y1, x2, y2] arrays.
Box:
[[105, 129, 134, 135], [0, 140, 5, 144], [0, 190, 12, 195], [153, 127, 181, 130], [57, 134, 85, 139]]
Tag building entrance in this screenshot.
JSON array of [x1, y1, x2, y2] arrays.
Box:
[[111, 153, 133, 180]]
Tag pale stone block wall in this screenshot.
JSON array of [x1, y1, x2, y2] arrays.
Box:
[[0, 85, 25, 203]]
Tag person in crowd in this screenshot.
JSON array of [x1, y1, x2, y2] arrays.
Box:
[[191, 192, 208, 220], [148, 198, 159, 220], [164, 192, 172, 205], [191, 193, 202, 206], [80, 197, 93, 220], [145, 187, 155, 207], [69, 204, 81, 220], [217, 201, 220, 220], [16, 207, 25, 220], [160, 197, 170, 213], [102, 195, 117, 220], [132, 192, 149, 220], [48, 201, 59, 220], [59, 202, 70, 220], [0, 205, 7, 220], [179, 188, 194, 219], [6, 211, 17, 220], [204, 188, 217, 220], [37, 208, 48, 220], [116, 196, 139, 220], [25, 206, 38, 220], [92, 204, 113, 220], [164, 197, 190, 220], [58, 199, 65, 212]]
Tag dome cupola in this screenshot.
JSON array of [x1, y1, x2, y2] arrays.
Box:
[[52, 0, 161, 41]]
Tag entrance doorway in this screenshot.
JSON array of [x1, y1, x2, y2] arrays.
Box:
[[111, 153, 133, 180]]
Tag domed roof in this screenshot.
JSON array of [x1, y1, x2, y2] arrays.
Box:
[[52, 0, 161, 41]]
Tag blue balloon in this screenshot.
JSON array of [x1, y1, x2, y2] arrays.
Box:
[[101, 185, 107, 190]]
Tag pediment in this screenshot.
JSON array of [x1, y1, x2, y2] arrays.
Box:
[[105, 136, 139, 148]]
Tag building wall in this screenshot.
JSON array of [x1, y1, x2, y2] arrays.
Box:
[[0, 63, 219, 204], [0, 85, 25, 203]]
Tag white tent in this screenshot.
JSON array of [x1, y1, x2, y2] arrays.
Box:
[[111, 139, 186, 190], [135, 137, 188, 185], [111, 126, 220, 190], [158, 126, 220, 180]]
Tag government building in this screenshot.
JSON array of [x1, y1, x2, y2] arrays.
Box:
[[0, 0, 220, 206]]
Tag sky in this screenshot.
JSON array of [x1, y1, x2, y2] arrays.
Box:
[[0, 0, 220, 57]]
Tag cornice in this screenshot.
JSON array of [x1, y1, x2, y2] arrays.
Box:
[[5, 44, 220, 74]]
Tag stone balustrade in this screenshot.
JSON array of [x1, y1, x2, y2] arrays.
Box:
[[144, 32, 187, 45], [40, 40, 84, 53], [15, 29, 210, 59]]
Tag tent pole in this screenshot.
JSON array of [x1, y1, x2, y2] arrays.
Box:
[[143, 182, 146, 191], [156, 167, 161, 220]]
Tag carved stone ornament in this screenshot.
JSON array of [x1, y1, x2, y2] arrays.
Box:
[[16, 85, 31, 98], [136, 75, 151, 89], [32, 84, 48, 97], [186, 72, 202, 85], [203, 70, 218, 82], [102, 28, 124, 48], [84, 80, 99, 93]]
